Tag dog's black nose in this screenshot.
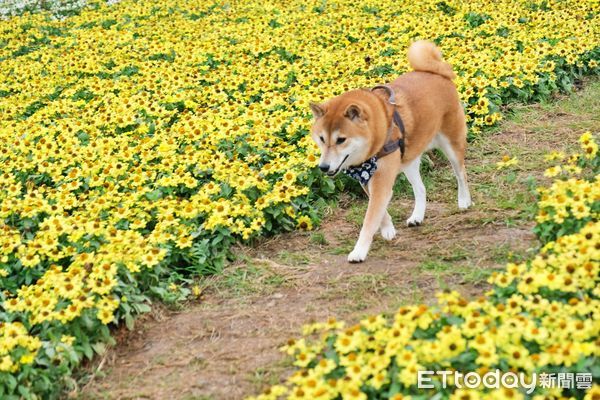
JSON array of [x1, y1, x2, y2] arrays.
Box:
[[318, 164, 330, 172]]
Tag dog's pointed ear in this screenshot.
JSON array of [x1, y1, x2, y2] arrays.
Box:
[[344, 104, 364, 122], [371, 86, 393, 103], [309, 102, 325, 119]]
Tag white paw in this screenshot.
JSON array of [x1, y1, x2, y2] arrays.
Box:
[[381, 225, 396, 240], [406, 216, 423, 227], [347, 247, 368, 263], [458, 197, 473, 210]]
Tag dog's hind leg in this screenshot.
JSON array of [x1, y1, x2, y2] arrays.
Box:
[[437, 132, 472, 210], [403, 156, 426, 227], [380, 211, 396, 240]]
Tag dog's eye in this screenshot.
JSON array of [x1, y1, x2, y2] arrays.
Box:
[[336, 137, 347, 145], [319, 136, 325, 143]]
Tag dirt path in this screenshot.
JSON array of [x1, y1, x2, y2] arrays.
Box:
[[79, 79, 599, 400], [80, 208, 534, 400]]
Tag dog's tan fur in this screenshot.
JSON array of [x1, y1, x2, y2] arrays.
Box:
[[310, 40, 472, 262]]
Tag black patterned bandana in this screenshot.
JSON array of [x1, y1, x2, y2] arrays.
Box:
[[343, 157, 378, 186]]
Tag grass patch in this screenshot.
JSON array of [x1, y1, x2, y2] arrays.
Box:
[[455, 265, 497, 284], [275, 250, 312, 266], [214, 261, 289, 297], [345, 203, 367, 227], [419, 260, 454, 273], [249, 358, 294, 393], [320, 273, 401, 313], [309, 232, 328, 245]]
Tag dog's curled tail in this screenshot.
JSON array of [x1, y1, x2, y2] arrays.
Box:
[[407, 40, 456, 80]]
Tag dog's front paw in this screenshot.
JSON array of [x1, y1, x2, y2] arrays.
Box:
[[347, 247, 368, 263], [406, 216, 423, 227], [381, 225, 396, 240]]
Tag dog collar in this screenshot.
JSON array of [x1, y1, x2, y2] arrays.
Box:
[[343, 157, 378, 186], [371, 85, 406, 159]]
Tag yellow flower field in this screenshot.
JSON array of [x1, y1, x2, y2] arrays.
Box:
[[0, 0, 598, 397]]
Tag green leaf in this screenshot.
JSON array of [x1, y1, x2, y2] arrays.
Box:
[[81, 342, 94, 360], [5, 373, 18, 391], [145, 189, 163, 201], [136, 303, 151, 313], [125, 313, 135, 330], [91, 342, 107, 355]]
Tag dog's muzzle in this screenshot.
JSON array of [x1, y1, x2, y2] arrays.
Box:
[[324, 154, 349, 176]]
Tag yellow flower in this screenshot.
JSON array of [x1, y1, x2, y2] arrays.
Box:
[[60, 335, 76, 346], [19, 353, 35, 365], [450, 389, 481, 400], [544, 165, 562, 177], [584, 385, 600, 400], [0, 356, 15, 372], [544, 151, 565, 161], [192, 285, 202, 297], [397, 361, 423, 387], [496, 155, 518, 169], [297, 215, 313, 231]]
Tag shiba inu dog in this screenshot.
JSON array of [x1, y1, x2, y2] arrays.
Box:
[[309, 40, 472, 263]]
